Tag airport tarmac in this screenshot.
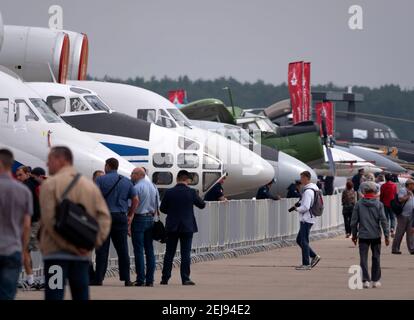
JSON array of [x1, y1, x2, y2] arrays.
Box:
[[16, 235, 414, 300]]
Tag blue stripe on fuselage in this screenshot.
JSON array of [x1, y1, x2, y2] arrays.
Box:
[[101, 142, 149, 157], [12, 160, 25, 173]]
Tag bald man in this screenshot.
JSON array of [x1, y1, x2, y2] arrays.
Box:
[[129, 167, 160, 286]]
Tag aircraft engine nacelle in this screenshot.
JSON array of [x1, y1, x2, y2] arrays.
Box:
[[0, 25, 69, 83], [64, 30, 89, 80]]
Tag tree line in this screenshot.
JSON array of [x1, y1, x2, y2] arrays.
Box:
[[92, 75, 414, 140]]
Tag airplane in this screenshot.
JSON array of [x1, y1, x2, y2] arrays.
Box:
[[190, 119, 319, 196], [0, 68, 136, 178], [335, 145, 406, 174], [179, 98, 325, 166], [265, 98, 414, 163], [27, 82, 227, 197], [66, 81, 279, 198]]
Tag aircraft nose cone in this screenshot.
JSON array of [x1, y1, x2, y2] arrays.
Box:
[[275, 151, 317, 195], [222, 148, 275, 196]]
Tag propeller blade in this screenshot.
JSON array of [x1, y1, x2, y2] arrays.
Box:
[[326, 146, 336, 176]]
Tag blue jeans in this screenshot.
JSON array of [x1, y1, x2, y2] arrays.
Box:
[[44, 259, 89, 300], [0, 252, 22, 300], [131, 215, 155, 285], [95, 212, 130, 283], [162, 232, 193, 283], [296, 222, 317, 266], [384, 206, 395, 230]]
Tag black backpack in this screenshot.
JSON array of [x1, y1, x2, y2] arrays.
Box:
[[390, 193, 406, 216], [55, 174, 99, 250]]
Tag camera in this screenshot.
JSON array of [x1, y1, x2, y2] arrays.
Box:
[[288, 202, 300, 212]]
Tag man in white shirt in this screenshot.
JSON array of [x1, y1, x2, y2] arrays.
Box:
[[290, 171, 321, 270]]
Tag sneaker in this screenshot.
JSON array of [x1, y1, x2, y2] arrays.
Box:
[[17, 280, 37, 290], [373, 281, 381, 288], [311, 255, 321, 268], [363, 281, 371, 289], [160, 280, 168, 285], [295, 265, 312, 271], [182, 280, 196, 286]]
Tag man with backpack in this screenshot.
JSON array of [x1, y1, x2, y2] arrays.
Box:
[[289, 171, 322, 271], [39, 147, 111, 300]]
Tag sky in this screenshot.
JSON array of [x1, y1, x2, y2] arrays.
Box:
[[1, 0, 413, 88]]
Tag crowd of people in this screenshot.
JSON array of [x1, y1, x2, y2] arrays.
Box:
[[0, 146, 209, 300], [344, 168, 414, 288], [1, 145, 414, 300]]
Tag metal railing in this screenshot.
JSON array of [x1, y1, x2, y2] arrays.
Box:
[[30, 194, 344, 278]]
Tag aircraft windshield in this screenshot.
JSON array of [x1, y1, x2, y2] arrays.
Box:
[[29, 98, 62, 123], [256, 118, 276, 133], [84, 95, 111, 112], [167, 108, 193, 127], [222, 126, 253, 146]]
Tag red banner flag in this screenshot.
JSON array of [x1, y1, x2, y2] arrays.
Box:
[[288, 62, 303, 124], [315, 101, 334, 137], [168, 89, 188, 107], [303, 62, 311, 121]]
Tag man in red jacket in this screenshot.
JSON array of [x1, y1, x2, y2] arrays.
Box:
[[380, 173, 397, 237]]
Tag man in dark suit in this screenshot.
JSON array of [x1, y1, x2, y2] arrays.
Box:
[[160, 170, 206, 285]]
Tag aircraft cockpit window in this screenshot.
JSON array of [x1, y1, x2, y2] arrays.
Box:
[[203, 172, 222, 192], [137, 109, 156, 123], [0, 99, 9, 123], [388, 129, 398, 139], [203, 154, 222, 170], [256, 119, 275, 133], [156, 115, 176, 128], [153, 153, 174, 168], [152, 172, 173, 185], [177, 153, 199, 168], [29, 99, 62, 123], [244, 122, 259, 132], [178, 137, 200, 150], [167, 108, 193, 127], [46, 96, 66, 115], [70, 98, 90, 113], [188, 172, 199, 186], [14, 100, 39, 122], [374, 128, 385, 139], [84, 95, 110, 112]]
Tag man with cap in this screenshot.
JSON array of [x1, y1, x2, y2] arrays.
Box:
[[392, 178, 414, 254], [256, 179, 280, 200], [204, 176, 227, 202]]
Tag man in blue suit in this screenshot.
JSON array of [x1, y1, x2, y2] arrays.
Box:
[[160, 170, 206, 285]]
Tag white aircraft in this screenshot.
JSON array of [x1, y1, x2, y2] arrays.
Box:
[[315, 146, 383, 177], [27, 82, 227, 196], [190, 119, 318, 197], [0, 69, 136, 177], [68, 81, 277, 197]]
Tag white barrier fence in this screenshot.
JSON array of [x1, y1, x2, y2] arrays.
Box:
[[151, 194, 344, 256], [31, 194, 343, 278]]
